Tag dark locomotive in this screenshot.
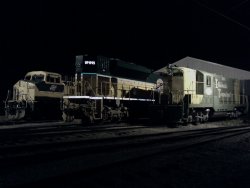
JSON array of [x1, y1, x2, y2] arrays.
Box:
[[62, 55, 158, 123]]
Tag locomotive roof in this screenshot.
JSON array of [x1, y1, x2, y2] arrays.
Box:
[[156, 56, 250, 80], [25, 71, 62, 77], [110, 58, 152, 74]]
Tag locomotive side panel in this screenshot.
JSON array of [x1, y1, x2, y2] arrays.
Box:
[[62, 72, 156, 123], [178, 68, 245, 112], [211, 75, 246, 115]]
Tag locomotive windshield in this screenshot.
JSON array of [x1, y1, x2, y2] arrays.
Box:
[[32, 75, 45, 82], [24, 75, 31, 80], [172, 68, 183, 77], [46, 74, 61, 83], [24, 72, 62, 84], [24, 74, 45, 82]]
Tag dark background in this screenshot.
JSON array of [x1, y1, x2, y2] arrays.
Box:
[[1, 0, 250, 114]]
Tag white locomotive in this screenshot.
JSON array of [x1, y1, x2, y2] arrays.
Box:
[[152, 64, 248, 123], [5, 71, 64, 120]]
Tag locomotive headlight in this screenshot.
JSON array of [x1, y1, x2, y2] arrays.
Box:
[[205, 88, 212, 95], [156, 79, 164, 93]]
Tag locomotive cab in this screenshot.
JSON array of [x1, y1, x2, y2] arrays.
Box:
[[24, 73, 45, 83], [24, 71, 62, 84]]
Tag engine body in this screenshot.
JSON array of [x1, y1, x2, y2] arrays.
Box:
[[5, 71, 64, 120], [62, 55, 158, 123], [152, 66, 248, 123]]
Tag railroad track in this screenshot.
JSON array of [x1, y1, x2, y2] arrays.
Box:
[[0, 119, 246, 151], [1, 122, 250, 187], [0, 122, 147, 148], [0, 121, 248, 158]]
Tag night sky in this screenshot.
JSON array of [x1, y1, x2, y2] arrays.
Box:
[[1, 0, 250, 112]]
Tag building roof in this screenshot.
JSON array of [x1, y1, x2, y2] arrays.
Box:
[[156, 56, 250, 80]]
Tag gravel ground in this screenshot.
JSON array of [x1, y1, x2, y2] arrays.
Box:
[[38, 134, 250, 188], [21, 120, 250, 188], [0, 116, 6, 122], [1, 118, 250, 188]]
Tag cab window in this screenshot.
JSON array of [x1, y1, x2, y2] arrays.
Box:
[[46, 75, 61, 83], [206, 76, 211, 87], [24, 75, 31, 80], [196, 71, 204, 95], [32, 75, 44, 82]]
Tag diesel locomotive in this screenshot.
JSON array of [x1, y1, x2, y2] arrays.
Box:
[[152, 64, 248, 123], [5, 71, 64, 120], [62, 55, 248, 124], [62, 55, 159, 123], [4, 55, 249, 124]]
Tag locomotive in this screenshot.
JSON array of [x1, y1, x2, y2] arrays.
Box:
[[4, 55, 249, 124], [152, 64, 248, 123], [62, 55, 159, 123], [62, 55, 248, 124], [5, 71, 64, 120]]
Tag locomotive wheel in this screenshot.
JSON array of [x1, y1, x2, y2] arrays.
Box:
[[193, 118, 200, 125], [6, 108, 26, 121], [230, 110, 240, 119], [193, 113, 201, 125], [81, 115, 94, 125], [62, 111, 74, 122], [81, 110, 94, 125], [102, 107, 111, 122]]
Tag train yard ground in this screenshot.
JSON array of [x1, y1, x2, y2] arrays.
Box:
[[1, 118, 250, 187]]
